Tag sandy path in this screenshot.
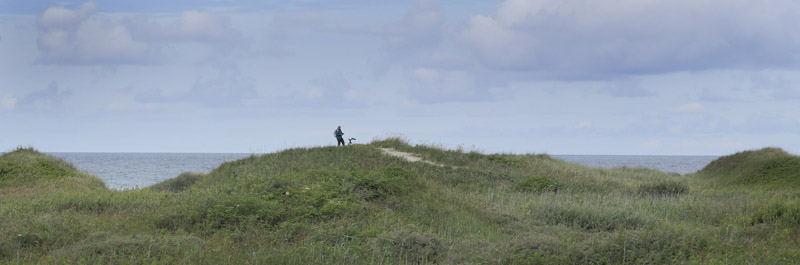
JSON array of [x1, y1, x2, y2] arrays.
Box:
[[379, 148, 443, 167]]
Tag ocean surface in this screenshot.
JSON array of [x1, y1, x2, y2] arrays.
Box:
[[49, 153, 719, 190], [51, 153, 252, 190], [551, 155, 718, 175]]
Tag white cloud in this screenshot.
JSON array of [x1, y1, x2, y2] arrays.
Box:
[[1, 94, 16, 110], [670, 102, 706, 113], [36, 3, 153, 64], [18, 81, 71, 111], [383, 0, 443, 52], [368, 1, 503, 104], [36, 2, 243, 65], [302, 74, 364, 107], [38, 2, 97, 30], [461, 0, 800, 78], [139, 73, 256, 108], [183, 74, 257, 108], [410, 68, 439, 84], [461, 14, 526, 70], [639, 139, 663, 149], [125, 10, 242, 44], [306, 87, 323, 100], [73, 18, 150, 63], [601, 78, 654, 98], [575, 121, 592, 129], [407, 67, 485, 103], [265, 73, 368, 109]]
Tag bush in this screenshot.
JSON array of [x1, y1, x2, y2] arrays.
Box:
[[380, 229, 443, 263], [370, 137, 412, 150], [486, 154, 522, 167], [505, 233, 562, 264], [638, 181, 688, 196], [539, 205, 648, 231], [355, 167, 415, 201], [0, 211, 91, 258], [204, 194, 286, 228], [751, 198, 800, 226], [149, 172, 204, 192], [698, 147, 800, 187], [505, 228, 706, 264], [516, 175, 559, 193], [52, 232, 202, 263]]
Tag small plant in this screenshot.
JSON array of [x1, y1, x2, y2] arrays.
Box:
[[149, 172, 204, 192], [380, 229, 443, 263], [54, 232, 202, 263], [516, 175, 558, 193], [751, 198, 800, 226], [540, 205, 648, 231], [355, 166, 415, 201], [487, 154, 522, 166], [370, 136, 412, 150], [638, 180, 688, 196]]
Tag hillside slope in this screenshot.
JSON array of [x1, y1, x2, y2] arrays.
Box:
[[2, 141, 800, 264], [0, 147, 106, 198], [697, 147, 800, 187]]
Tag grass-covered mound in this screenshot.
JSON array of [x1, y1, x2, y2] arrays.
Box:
[[697, 147, 800, 187], [148, 172, 205, 192], [0, 147, 105, 198], [2, 140, 800, 264]]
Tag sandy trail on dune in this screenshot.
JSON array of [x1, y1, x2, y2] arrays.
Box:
[[379, 148, 444, 167]]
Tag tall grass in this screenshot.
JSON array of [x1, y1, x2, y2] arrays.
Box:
[[2, 139, 800, 263]]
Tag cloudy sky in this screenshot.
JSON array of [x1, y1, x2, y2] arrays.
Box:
[[1, 0, 799, 155]]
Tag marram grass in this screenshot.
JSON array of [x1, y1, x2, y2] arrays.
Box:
[[2, 142, 800, 264]]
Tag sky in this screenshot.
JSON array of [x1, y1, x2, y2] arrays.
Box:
[[1, 0, 799, 155]]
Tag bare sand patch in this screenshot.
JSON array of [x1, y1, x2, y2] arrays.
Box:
[[379, 148, 444, 167]]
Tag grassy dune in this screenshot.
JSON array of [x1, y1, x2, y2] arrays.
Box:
[[2, 141, 800, 264]]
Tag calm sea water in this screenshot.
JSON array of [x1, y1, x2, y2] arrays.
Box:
[[51, 153, 252, 190], [552, 155, 719, 175], [49, 153, 718, 190]]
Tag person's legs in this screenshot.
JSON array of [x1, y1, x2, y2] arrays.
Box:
[[337, 138, 345, 146]]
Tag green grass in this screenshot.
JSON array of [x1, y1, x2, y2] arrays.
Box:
[[0, 147, 106, 198], [149, 172, 205, 192], [697, 147, 800, 188], [2, 140, 800, 264]]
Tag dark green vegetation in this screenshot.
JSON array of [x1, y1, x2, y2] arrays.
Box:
[[148, 172, 204, 192], [698, 147, 800, 187], [2, 142, 800, 264], [0, 147, 105, 197]]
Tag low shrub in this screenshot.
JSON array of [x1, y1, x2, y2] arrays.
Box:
[[0, 148, 94, 185], [516, 175, 559, 193], [52, 232, 202, 263], [505, 228, 707, 264], [638, 181, 688, 196], [751, 198, 800, 226], [505, 233, 562, 264], [203, 194, 286, 228], [539, 205, 648, 231], [149, 172, 204, 192], [379, 229, 443, 263], [0, 211, 91, 257], [698, 147, 800, 187], [355, 167, 415, 201], [370, 137, 412, 150], [486, 154, 522, 167]]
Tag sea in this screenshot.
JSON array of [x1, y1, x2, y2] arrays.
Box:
[[50, 153, 252, 190], [49, 153, 719, 190]]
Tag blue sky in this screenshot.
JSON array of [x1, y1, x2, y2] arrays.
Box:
[[1, 0, 799, 155]]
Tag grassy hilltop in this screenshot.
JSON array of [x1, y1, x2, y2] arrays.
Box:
[[2, 140, 800, 264]]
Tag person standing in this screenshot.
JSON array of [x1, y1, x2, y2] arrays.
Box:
[[334, 126, 345, 146]]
